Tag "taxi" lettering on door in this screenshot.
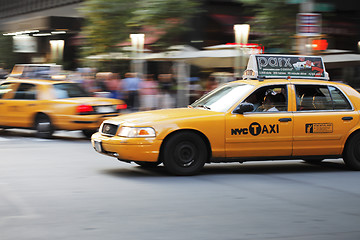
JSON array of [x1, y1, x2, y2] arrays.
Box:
[[231, 122, 279, 136]]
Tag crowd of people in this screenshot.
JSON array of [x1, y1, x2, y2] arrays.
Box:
[[71, 69, 218, 112]]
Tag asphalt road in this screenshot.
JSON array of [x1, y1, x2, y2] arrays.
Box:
[[1, 129, 360, 240]]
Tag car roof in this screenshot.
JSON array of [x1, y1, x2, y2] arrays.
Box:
[[234, 78, 344, 87], [2, 77, 72, 85]]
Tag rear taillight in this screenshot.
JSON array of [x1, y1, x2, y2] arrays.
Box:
[[116, 103, 127, 110], [77, 104, 94, 114]]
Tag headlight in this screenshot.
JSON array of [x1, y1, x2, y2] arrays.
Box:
[[118, 127, 156, 138]]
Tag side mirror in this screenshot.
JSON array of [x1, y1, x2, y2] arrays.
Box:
[[233, 103, 254, 114]]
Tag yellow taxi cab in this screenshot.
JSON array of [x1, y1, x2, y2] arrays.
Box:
[[91, 55, 360, 175], [0, 64, 127, 138]]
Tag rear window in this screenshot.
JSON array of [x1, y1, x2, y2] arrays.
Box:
[[329, 86, 352, 110], [53, 83, 91, 99]]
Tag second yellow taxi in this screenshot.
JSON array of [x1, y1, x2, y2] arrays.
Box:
[[0, 64, 126, 138]]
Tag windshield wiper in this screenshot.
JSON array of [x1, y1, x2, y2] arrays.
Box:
[[196, 105, 211, 110]]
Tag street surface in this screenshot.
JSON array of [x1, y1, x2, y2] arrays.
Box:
[[1, 129, 360, 240]]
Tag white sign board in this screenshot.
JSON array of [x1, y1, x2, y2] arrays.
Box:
[[243, 54, 329, 80], [13, 35, 37, 53]]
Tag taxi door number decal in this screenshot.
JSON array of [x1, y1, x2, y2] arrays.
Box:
[[231, 122, 279, 136], [305, 123, 333, 133]]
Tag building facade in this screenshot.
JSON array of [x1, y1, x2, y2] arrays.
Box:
[[0, 0, 359, 84], [0, 0, 83, 69]]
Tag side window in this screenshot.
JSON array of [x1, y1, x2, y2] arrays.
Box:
[[296, 85, 332, 111], [13, 83, 37, 100], [329, 86, 352, 110], [243, 85, 288, 112], [0, 83, 16, 99], [295, 85, 351, 111]]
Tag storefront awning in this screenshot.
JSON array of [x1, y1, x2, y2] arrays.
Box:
[[322, 53, 360, 69]]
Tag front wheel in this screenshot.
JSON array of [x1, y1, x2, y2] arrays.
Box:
[[343, 132, 360, 170], [162, 131, 208, 176]]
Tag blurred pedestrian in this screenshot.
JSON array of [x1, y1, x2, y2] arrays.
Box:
[[158, 74, 175, 109], [104, 73, 121, 99], [81, 68, 98, 95], [122, 72, 142, 111], [95, 72, 111, 97], [139, 74, 159, 111], [189, 77, 203, 104], [205, 75, 218, 94]]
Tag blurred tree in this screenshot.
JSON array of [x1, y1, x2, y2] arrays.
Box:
[[80, 0, 135, 56], [236, 0, 298, 52], [80, 0, 200, 56]]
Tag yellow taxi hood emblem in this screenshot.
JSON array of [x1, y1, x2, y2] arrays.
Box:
[[104, 108, 223, 126]]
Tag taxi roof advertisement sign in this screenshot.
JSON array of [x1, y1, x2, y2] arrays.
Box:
[[253, 55, 327, 79]]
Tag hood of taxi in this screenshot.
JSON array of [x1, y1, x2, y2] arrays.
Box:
[[104, 108, 223, 126]]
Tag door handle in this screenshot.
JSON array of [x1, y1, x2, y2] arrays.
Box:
[[342, 116, 353, 121], [279, 118, 292, 122]]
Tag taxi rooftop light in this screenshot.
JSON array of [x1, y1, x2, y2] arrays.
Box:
[[243, 54, 329, 81]]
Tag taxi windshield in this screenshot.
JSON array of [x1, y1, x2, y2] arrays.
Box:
[[191, 83, 253, 112]]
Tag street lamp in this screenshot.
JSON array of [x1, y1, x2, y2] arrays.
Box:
[[234, 24, 250, 79], [49, 40, 64, 63], [130, 34, 145, 75]]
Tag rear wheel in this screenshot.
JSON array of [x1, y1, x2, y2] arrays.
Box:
[[162, 131, 207, 176], [343, 132, 360, 170], [34, 114, 54, 138]]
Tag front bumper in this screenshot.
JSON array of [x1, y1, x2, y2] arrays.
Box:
[[91, 132, 162, 162]]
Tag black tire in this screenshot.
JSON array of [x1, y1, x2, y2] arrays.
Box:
[[134, 161, 161, 168], [162, 131, 208, 176], [343, 132, 360, 170], [82, 129, 97, 139], [34, 114, 54, 138]]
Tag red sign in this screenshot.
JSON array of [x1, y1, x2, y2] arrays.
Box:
[[312, 39, 328, 51]]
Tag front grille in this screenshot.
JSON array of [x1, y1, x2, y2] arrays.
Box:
[[101, 123, 119, 136]]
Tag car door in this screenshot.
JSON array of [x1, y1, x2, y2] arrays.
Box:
[[225, 84, 294, 158], [0, 82, 18, 126], [3, 82, 39, 128], [292, 84, 359, 156]]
